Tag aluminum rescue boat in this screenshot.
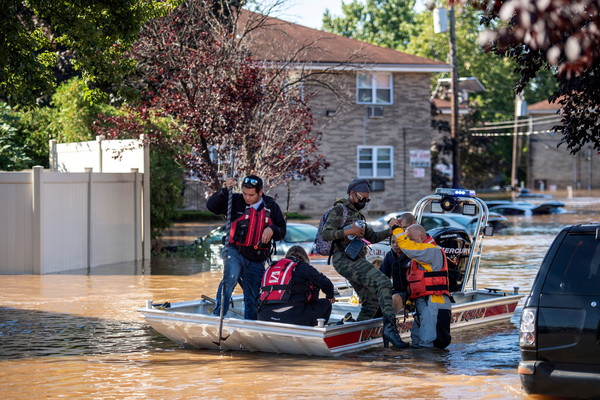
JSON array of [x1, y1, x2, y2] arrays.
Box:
[[138, 188, 524, 356]]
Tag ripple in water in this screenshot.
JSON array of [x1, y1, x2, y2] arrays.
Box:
[[0, 307, 179, 360]]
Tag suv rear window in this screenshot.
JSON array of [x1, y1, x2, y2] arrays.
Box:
[[542, 232, 600, 295]]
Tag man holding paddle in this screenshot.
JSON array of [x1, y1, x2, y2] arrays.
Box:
[[207, 175, 286, 320]]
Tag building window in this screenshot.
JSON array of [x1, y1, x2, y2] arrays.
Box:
[[357, 73, 393, 105], [357, 146, 393, 178]]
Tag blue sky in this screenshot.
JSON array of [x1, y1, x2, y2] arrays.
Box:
[[275, 0, 427, 30], [274, 0, 345, 29]]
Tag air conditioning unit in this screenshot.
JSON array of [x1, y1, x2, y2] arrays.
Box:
[[367, 106, 384, 119]]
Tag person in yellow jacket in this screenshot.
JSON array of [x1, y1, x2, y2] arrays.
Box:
[[390, 223, 452, 349]]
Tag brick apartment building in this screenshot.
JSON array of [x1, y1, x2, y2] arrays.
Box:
[[526, 98, 599, 191], [205, 12, 451, 218]]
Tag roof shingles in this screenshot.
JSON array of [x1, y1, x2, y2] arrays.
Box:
[[241, 11, 449, 71]]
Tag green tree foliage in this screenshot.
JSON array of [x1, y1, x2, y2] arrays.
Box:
[[0, 0, 175, 106], [0, 103, 57, 170], [93, 107, 184, 239], [403, 7, 520, 121], [322, 1, 525, 187], [149, 149, 184, 239], [11, 107, 54, 168], [322, 0, 416, 49], [1, 77, 111, 172], [0, 103, 32, 170], [48, 78, 111, 143]]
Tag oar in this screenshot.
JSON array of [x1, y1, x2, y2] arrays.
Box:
[[216, 147, 235, 348]]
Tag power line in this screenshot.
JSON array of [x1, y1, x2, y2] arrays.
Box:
[[469, 116, 561, 132], [469, 129, 555, 137], [482, 114, 560, 127]]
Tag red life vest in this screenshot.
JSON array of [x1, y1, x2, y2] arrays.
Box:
[[407, 236, 450, 299], [229, 206, 271, 250], [259, 258, 298, 303]]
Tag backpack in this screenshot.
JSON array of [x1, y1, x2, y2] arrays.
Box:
[[314, 204, 348, 257]]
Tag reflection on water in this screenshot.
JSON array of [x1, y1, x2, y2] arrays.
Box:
[[0, 307, 179, 361], [1, 199, 599, 399]]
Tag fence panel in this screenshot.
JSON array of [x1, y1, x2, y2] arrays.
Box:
[[0, 168, 143, 274], [0, 173, 33, 274], [40, 172, 89, 273], [90, 173, 138, 267]]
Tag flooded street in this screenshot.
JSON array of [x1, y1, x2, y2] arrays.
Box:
[[1, 194, 599, 399]]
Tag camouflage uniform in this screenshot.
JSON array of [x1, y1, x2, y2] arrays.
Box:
[[321, 198, 395, 321]]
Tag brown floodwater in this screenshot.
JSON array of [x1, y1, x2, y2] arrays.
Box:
[[1, 195, 599, 400]]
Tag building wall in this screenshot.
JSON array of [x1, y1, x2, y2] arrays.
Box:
[[268, 71, 435, 218], [527, 115, 599, 190]]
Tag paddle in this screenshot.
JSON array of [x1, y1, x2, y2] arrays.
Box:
[[216, 147, 235, 348]]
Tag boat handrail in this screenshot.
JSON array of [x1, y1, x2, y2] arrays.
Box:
[[412, 188, 490, 293]]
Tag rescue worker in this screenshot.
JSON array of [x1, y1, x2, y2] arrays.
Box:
[[379, 235, 410, 314], [321, 178, 408, 349], [257, 246, 336, 326], [207, 175, 286, 320], [378, 212, 418, 314], [391, 223, 452, 349]]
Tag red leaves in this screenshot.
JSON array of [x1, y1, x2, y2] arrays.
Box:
[[108, 1, 328, 192]]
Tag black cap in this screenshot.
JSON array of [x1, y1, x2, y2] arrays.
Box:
[[347, 178, 371, 194]]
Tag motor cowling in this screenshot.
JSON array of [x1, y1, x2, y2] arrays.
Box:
[[428, 227, 471, 292]]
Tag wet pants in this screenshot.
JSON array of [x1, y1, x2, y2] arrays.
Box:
[[411, 295, 452, 349], [257, 299, 332, 326], [332, 252, 396, 321], [212, 246, 265, 320]]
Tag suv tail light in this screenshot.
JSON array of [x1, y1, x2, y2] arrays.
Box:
[[520, 307, 537, 347]]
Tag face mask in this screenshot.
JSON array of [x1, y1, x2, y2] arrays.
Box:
[[352, 198, 368, 210]]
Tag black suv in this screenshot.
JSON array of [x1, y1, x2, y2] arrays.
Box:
[[519, 223, 600, 399]]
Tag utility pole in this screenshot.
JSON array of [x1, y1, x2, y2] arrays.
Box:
[[433, 3, 461, 188], [449, 4, 460, 188], [512, 94, 527, 200], [511, 98, 519, 200]]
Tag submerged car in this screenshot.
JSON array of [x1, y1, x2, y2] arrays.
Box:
[[518, 223, 600, 399], [198, 222, 318, 258], [368, 211, 506, 235], [369, 212, 465, 232], [486, 200, 565, 216]]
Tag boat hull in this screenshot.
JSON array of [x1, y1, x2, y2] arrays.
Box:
[[138, 290, 524, 357]]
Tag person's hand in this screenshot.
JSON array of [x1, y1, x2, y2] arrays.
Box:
[[261, 226, 274, 243], [388, 218, 399, 228], [328, 297, 336, 304], [224, 177, 237, 190], [346, 223, 365, 238]]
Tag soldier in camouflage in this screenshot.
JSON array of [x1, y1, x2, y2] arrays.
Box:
[[321, 179, 408, 349]]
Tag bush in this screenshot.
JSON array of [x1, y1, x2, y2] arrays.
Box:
[[173, 210, 223, 222]]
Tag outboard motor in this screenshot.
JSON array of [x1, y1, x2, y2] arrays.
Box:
[[428, 227, 471, 292]]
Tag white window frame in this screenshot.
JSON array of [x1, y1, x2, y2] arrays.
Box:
[[356, 72, 393, 105], [357, 146, 394, 179]]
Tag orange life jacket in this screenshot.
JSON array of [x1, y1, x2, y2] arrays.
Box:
[[407, 236, 450, 299]]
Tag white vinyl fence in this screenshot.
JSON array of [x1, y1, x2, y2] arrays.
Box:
[[0, 137, 150, 274]]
